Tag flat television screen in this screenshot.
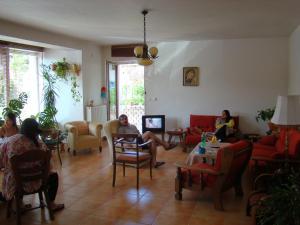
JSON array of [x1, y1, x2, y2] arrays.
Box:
[[142, 115, 165, 133]]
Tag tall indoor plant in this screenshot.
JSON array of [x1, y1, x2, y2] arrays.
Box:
[[38, 65, 58, 131]]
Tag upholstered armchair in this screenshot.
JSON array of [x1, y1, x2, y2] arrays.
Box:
[[64, 121, 102, 155], [175, 140, 252, 210], [103, 119, 120, 163]]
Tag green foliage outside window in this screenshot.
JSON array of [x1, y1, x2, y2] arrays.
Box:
[[120, 84, 144, 105]]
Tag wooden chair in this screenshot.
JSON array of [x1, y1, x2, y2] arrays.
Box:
[[6, 150, 54, 225], [175, 140, 252, 210], [112, 133, 153, 189]]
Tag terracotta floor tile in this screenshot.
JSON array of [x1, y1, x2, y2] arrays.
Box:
[[0, 141, 252, 225]]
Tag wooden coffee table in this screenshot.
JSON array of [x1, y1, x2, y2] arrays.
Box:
[[166, 130, 184, 144]]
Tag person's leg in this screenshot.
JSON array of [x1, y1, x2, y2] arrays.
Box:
[[215, 125, 227, 141], [149, 140, 157, 166], [47, 172, 64, 211], [142, 131, 171, 149]]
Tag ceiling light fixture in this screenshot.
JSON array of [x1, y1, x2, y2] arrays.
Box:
[[134, 10, 158, 66]]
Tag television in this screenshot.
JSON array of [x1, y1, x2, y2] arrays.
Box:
[[142, 115, 165, 133]]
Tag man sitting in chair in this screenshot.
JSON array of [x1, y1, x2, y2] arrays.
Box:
[[118, 114, 176, 168]]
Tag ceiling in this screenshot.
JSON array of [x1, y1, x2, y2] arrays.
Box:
[[0, 0, 300, 45]]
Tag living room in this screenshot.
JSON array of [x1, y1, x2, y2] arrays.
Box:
[[0, 1, 300, 225]]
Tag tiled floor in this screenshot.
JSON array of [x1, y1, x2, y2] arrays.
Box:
[[0, 141, 253, 225]]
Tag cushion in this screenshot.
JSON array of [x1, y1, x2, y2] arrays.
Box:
[[116, 151, 151, 162], [76, 123, 89, 135], [258, 135, 277, 146], [185, 133, 201, 145]]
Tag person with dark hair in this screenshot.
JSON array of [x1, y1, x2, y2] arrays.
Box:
[[0, 112, 19, 138], [215, 110, 235, 141], [0, 118, 64, 211], [118, 114, 176, 168]]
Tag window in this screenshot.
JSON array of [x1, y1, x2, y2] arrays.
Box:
[[0, 45, 43, 119]]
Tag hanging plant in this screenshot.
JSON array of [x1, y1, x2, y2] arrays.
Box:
[[51, 58, 82, 102]]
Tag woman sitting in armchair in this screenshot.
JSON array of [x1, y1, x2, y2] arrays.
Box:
[[215, 110, 235, 142]]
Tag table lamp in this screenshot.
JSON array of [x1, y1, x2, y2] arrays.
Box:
[[271, 95, 300, 161]]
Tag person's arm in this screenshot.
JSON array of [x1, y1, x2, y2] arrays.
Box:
[[215, 118, 224, 129], [225, 119, 235, 128]]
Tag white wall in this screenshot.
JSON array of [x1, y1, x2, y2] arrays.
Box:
[[289, 25, 300, 95], [43, 49, 83, 126], [145, 38, 288, 134], [0, 19, 104, 123]]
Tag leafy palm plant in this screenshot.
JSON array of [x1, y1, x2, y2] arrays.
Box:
[[2, 92, 28, 123]]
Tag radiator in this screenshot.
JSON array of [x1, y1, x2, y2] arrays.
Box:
[[86, 105, 107, 124]]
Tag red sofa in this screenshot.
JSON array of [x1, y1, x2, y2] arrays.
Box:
[[184, 114, 239, 147], [250, 129, 300, 171]]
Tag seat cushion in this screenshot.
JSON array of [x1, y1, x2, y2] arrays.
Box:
[[116, 151, 151, 163], [258, 135, 277, 146]]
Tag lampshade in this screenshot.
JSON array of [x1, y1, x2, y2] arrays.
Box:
[[271, 95, 300, 126]]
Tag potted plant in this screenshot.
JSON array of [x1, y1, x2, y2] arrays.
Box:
[[256, 107, 276, 134], [2, 92, 28, 124], [38, 65, 59, 137], [255, 169, 300, 225]]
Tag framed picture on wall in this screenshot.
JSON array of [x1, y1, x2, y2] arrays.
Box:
[[183, 67, 199, 86]]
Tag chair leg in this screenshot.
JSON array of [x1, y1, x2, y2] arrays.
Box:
[[6, 199, 12, 218], [73, 149, 76, 156], [99, 146, 102, 153], [39, 191, 45, 208], [175, 169, 183, 200], [112, 163, 116, 187], [57, 144, 62, 166], [15, 195, 22, 225], [123, 162, 125, 177], [67, 147, 70, 152], [150, 159, 152, 179], [44, 190, 54, 220], [235, 184, 244, 197], [136, 164, 139, 190]]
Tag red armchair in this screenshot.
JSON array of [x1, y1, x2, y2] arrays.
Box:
[[250, 129, 300, 176], [184, 114, 239, 148], [175, 140, 252, 210]]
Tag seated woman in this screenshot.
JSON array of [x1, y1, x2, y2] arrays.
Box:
[[215, 110, 235, 142], [0, 118, 64, 211], [0, 112, 19, 138]]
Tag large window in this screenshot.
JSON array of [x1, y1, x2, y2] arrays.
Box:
[[0, 45, 43, 119]]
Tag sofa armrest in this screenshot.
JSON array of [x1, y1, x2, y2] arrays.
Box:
[[65, 124, 78, 137], [89, 123, 102, 138], [174, 161, 222, 175]]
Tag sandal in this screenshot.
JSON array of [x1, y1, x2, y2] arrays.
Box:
[[165, 143, 177, 150], [154, 161, 165, 168]]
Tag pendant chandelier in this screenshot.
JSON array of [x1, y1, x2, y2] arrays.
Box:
[[134, 10, 158, 66]]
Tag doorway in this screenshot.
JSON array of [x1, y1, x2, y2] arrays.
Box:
[[107, 62, 145, 131]]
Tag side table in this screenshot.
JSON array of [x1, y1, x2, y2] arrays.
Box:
[[166, 130, 186, 151]]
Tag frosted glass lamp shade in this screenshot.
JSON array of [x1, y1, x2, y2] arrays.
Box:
[[134, 46, 143, 57], [138, 58, 153, 66], [149, 47, 158, 58]]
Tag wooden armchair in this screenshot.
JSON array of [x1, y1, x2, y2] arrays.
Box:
[[112, 133, 153, 189], [64, 121, 102, 155], [175, 140, 252, 210], [7, 150, 54, 225]]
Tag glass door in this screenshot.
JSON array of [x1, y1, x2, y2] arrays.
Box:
[[107, 62, 118, 120]]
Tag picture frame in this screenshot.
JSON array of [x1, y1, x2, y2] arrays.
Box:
[[183, 67, 199, 86]]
